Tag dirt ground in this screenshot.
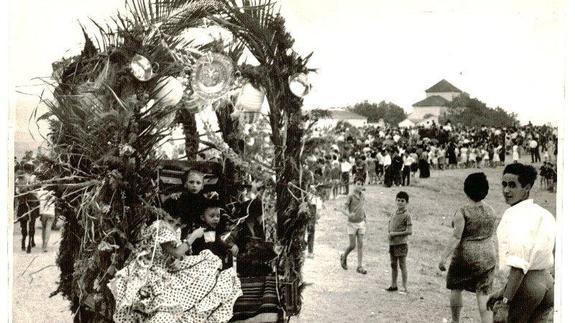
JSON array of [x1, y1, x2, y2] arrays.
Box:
[[11, 158, 557, 322], [293, 161, 556, 323], [11, 229, 73, 323]]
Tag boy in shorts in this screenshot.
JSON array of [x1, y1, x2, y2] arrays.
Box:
[[340, 186, 368, 274], [387, 191, 412, 293]]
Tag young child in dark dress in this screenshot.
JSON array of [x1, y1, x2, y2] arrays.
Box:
[[189, 199, 238, 270], [162, 169, 218, 237]]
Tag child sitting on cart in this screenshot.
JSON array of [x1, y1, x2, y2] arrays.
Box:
[[109, 207, 242, 323]]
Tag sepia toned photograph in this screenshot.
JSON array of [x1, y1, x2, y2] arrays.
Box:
[[7, 0, 572, 322]]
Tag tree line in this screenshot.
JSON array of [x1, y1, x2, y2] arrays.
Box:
[[336, 94, 518, 128]]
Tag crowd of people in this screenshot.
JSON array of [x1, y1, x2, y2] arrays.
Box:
[[304, 121, 558, 199], [301, 122, 557, 322]]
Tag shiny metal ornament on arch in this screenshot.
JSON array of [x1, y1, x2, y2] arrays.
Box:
[[190, 52, 235, 100]]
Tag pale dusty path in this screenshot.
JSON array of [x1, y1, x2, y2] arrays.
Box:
[[11, 229, 73, 323], [293, 185, 476, 323]]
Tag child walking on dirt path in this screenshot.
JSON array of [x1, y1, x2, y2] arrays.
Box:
[[387, 191, 412, 293], [340, 186, 368, 274], [306, 186, 324, 259]]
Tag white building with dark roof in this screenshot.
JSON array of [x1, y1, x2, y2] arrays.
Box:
[[399, 79, 462, 128], [425, 79, 462, 101]]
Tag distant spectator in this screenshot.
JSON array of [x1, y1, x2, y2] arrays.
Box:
[[340, 157, 352, 195], [340, 186, 368, 275]]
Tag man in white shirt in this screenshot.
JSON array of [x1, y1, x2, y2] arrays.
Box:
[[383, 150, 392, 168], [401, 153, 414, 186], [488, 163, 555, 323], [340, 157, 353, 195], [382, 150, 393, 187], [375, 150, 385, 184]]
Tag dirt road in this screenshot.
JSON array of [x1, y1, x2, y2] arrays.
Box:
[[11, 230, 73, 322]]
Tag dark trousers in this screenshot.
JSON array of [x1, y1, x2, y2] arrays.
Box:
[[307, 222, 316, 253], [393, 169, 402, 186], [375, 164, 384, 179], [332, 181, 339, 197], [402, 168, 411, 186], [383, 166, 393, 187], [341, 172, 350, 194], [508, 270, 554, 323], [531, 148, 538, 163], [18, 199, 39, 252]]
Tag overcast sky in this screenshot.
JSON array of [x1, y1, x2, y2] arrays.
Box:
[[9, 0, 567, 135], [282, 0, 566, 125]]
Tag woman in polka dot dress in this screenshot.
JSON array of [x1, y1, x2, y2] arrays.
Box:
[[108, 211, 242, 323]]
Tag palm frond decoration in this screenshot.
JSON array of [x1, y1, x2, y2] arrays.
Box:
[[40, 0, 313, 320], [213, 0, 278, 64]]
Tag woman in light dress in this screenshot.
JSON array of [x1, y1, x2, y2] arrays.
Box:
[[493, 145, 501, 166], [459, 145, 469, 168], [512, 143, 520, 163]]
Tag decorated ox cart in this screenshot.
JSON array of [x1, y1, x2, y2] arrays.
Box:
[[38, 1, 314, 321]]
